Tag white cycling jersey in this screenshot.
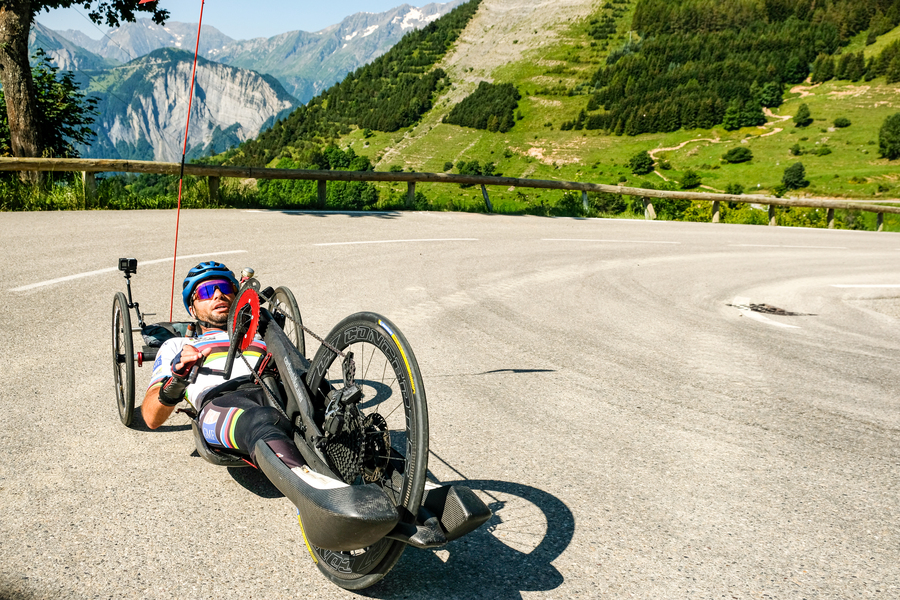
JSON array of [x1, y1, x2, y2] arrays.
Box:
[[148, 328, 267, 410]]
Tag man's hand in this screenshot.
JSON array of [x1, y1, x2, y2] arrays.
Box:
[[171, 344, 211, 377]]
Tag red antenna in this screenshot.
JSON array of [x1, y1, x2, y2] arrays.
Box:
[[162, 0, 206, 320]]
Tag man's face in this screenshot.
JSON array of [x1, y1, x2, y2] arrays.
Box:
[[190, 280, 234, 327]]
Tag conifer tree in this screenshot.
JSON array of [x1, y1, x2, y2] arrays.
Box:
[[879, 113, 900, 160], [887, 55, 900, 84], [794, 103, 813, 128], [782, 162, 808, 189], [758, 82, 784, 107]]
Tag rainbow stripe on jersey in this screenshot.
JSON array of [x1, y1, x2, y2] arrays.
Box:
[[147, 328, 267, 410]]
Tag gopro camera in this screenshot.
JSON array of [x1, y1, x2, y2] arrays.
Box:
[[118, 258, 137, 274]]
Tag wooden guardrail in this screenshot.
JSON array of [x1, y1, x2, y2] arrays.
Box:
[[2, 157, 898, 230]]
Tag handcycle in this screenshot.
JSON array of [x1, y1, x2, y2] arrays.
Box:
[[110, 258, 490, 590]]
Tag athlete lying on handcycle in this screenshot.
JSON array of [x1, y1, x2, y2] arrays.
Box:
[[132, 260, 490, 590], [142, 261, 304, 470]]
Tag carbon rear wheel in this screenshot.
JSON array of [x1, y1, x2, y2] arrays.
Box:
[[268, 286, 305, 356], [304, 312, 428, 590], [112, 292, 135, 427]]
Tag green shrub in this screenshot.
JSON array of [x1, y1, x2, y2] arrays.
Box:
[[721, 147, 753, 163], [725, 183, 744, 195], [680, 170, 701, 189], [629, 150, 654, 175], [878, 113, 900, 160], [793, 103, 813, 128], [833, 117, 851, 128], [782, 162, 808, 190], [588, 191, 627, 215]]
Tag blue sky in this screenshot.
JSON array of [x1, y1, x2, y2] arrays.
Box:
[[36, 1, 433, 40]]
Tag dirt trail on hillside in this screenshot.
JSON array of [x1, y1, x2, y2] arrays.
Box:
[[377, 0, 596, 168], [648, 138, 720, 161], [790, 82, 819, 98]]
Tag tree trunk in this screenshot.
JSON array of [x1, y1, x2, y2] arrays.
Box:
[[0, 1, 43, 183]]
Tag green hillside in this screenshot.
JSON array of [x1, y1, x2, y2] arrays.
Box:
[[56, 0, 899, 230], [257, 0, 898, 228]]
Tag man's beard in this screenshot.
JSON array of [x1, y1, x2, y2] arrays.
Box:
[[206, 313, 228, 327]]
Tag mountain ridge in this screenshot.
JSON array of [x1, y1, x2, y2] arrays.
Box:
[[40, 1, 466, 102]]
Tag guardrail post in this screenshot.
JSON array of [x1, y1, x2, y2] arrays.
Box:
[[712, 201, 720, 223], [82, 172, 96, 208], [407, 181, 415, 208], [768, 205, 776, 226], [582, 190, 589, 215], [480, 184, 493, 213], [643, 198, 656, 220], [827, 208, 835, 229], [317, 179, 327, 208], [208, 176, 220, 206], [877, 212, 884, 232]]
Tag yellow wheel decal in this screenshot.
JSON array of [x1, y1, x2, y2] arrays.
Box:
[[296, 510, 317, 563], [379, 320, 415, 394]]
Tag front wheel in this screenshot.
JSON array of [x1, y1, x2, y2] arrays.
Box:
[[304, 312, 428, 590], [112, 292, 135, 427]]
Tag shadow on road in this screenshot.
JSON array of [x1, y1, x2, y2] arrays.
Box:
[[227, 464, 283, 498], [274, 210, 402, 219], [128, 404, 191, 433], [366, 478, 575, 599]]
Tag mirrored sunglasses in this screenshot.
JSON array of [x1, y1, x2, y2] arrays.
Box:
[[194, 279, 237, 301]]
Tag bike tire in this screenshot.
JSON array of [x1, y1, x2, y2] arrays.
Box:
[[267, 286, 305, 356], [112, 292, 135, 427], [304, 312, 428, 590]]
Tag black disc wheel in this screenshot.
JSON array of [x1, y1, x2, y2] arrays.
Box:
[[304, 312, 428, 590], [112, 292, 135, 427], [267, 286, 304, 356]]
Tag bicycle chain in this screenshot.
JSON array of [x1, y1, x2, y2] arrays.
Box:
[[272, 300, 346, 358]]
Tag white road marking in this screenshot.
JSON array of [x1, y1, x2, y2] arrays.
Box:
[[831, 284, 900, 288], [314, 238, 477, 246], [9, 250, 248, 292], [730, 244, 847, 249], [730, 296, 800, 329], [542, 238, 680, 244]]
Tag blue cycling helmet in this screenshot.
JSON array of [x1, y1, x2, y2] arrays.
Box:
[[181, 261, 239, 314]]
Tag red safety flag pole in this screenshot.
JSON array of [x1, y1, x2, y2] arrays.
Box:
[[145, 0, 207, 320]]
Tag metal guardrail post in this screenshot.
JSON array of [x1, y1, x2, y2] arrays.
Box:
[[317, 179, 327, 208], [712, 200, 720, 223], [208, 176, 220, 206], [769, 205, 777, 226], [877, 213, 884, 232], [643, 199, 656, 220], [407, 181, 415, 208], [582, 190, 589, 214], [480, 184, 493, 213], [827, 208, 835, 229], [82, 172, 96, 208]]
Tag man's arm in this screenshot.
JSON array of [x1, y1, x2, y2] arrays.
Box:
[[141, 344, 210, 429]]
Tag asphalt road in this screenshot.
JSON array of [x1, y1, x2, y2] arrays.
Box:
[[1, 210, 898, 599]]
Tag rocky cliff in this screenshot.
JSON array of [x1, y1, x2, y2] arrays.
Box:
[[85, 48, 297, 162]]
